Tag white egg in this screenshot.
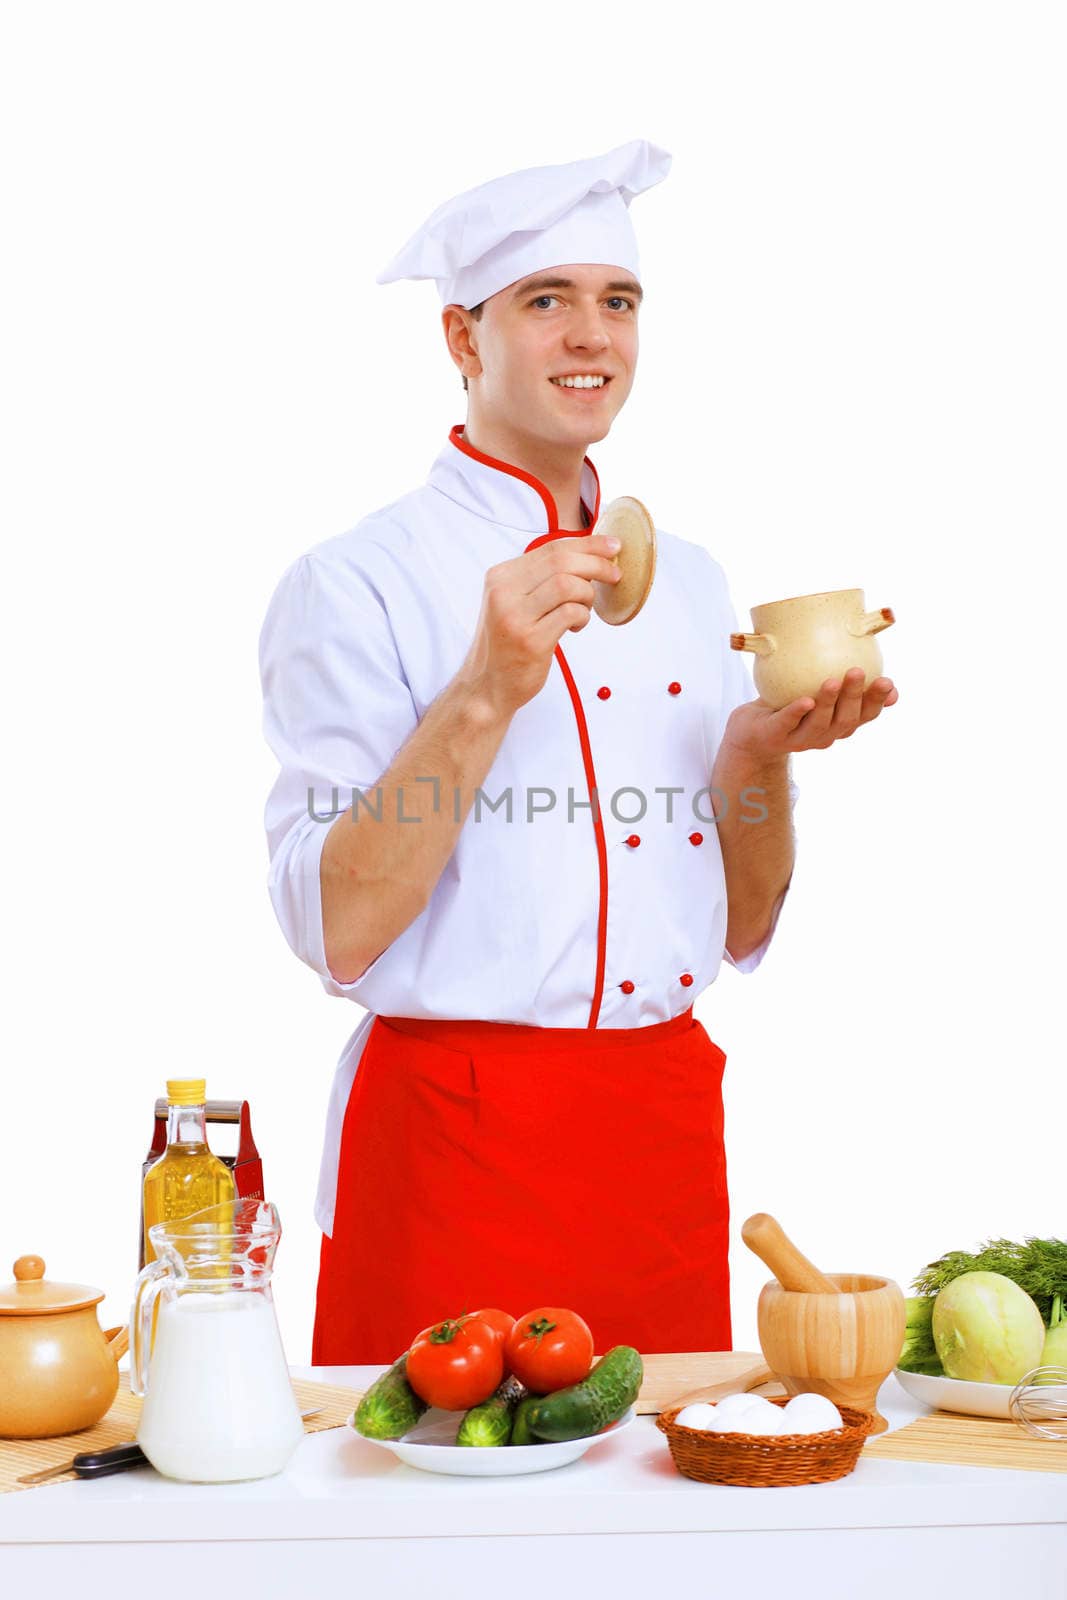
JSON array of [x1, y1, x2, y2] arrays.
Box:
[[781, 1392, 844, 1434], [708, 1397, 786, 1435], [729, 1395, 782, 1418], [707, 1392, 766, 1424], [716, 1404, 786, 1436], [674, 1402, 718, 1431]]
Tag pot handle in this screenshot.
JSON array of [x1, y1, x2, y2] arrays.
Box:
[[130, 1259, 169, 1397], [103, 1324, 130, 1364], [847, 606, 895, 638], [730, 631, 776, 657]]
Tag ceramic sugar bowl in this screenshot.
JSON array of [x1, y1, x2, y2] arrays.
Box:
[[0, 1255, 127, 1437], [730, 589, 895, 710]]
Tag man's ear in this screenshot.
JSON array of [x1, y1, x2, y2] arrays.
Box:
[[442, 305, 481, 385]]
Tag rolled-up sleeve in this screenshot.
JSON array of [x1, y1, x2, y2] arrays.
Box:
[[258, 549, 419, 996], [705, 552, 799, 975]]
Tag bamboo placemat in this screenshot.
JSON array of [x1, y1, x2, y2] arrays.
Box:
[[0, 1373, 364, 1494], [863, 1409, 1067, 1474]]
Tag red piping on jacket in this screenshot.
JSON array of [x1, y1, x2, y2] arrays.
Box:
[[449, 422, 601, 535], [448, 423, 608, 1029]]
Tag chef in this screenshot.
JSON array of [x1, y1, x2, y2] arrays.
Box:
[[259, 139, 898, 1365]]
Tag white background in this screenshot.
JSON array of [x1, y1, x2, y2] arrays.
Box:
[[2, 2, 1063, 1369]]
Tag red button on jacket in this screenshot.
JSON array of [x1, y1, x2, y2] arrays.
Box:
[[625, 834, 641, 848], [689, 832, 703, 846], [620, 980, 635, 995], [668, 681, 682, 695], [680, 973, 694, 988], [597, 686, 611, 700]]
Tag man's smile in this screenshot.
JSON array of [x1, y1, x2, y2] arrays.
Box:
[[549, 373, 613, 393]]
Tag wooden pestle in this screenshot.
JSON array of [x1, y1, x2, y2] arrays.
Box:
[[741, 1213, 843, 1293]]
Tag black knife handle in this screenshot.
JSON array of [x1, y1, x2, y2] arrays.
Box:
[[72, 1442, 148, 1477]]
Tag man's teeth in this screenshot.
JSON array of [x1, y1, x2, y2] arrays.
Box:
[[551, 375, 607, 388]]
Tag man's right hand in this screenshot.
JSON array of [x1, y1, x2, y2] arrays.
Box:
[[322, 532, 623, 983], [459, 534, 623, 718]]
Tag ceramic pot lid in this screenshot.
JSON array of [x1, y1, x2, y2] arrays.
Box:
[[592, 495, 657, 625], [0, 1255, 105, 1316]]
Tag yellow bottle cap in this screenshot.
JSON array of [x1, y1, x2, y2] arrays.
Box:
[[166, 1078, 207, 1106]]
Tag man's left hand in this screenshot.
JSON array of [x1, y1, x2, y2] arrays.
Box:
[[723, 668, 899, 761]]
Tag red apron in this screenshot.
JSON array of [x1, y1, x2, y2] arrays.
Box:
[[312, 1006, 732, 1365]]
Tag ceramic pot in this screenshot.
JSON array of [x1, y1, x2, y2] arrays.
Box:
[[731, 588, 895, 710], [0, 1255, 127, 1438]]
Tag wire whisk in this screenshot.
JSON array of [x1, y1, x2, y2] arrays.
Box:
[[1009, 1365, 1067, 1440]]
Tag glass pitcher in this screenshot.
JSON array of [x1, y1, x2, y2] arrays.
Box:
[[130, 1198, 303, 1482]]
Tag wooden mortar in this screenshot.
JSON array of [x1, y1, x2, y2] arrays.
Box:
[[742, 1214, 906, 1434]]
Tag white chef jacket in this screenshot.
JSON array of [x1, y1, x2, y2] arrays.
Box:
[[259, 424, 798, 1235]]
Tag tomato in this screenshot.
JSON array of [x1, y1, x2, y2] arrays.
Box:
[[406, 1315, 504, 1411], [471, 1307, 516, 1348], [505, 1307, 594, 1393]]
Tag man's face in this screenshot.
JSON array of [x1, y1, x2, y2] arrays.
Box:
[[464, 263, 640, 447]]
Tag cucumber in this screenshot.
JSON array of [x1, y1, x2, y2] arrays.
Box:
[[352, 1352, 429, 1440], [526, 1346, 643, 1442], [509, 1393, 546, 1446], [456, 1376, 526, 1447]]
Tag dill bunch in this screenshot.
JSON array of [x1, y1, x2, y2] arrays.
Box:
[[910, 1236, 1067, 1325]]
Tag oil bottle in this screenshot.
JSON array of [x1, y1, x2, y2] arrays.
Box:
[[142, 1079, 236, 1264]]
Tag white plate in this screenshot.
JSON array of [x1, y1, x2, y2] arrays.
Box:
[[347, 1405, 637, 1476], [893, 1367, 1015, 1419]]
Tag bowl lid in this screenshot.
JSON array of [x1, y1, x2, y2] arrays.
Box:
[[591, 496, 657, 625], [0, 1255, 106, 1316]]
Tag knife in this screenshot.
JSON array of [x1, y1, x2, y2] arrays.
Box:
[[16, 1409, 323, 1485], [19, 1442, 149, 1484]]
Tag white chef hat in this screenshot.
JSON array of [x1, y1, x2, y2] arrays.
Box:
[[376, 139, 672, 310]]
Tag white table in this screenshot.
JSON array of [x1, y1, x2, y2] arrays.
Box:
[[2, 1368, 1064, 1599]]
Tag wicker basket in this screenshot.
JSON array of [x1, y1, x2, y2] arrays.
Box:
[[656, 1395, 875, 1486]]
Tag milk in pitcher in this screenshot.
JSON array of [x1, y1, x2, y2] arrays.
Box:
[[137, 1290, 303, 1482]]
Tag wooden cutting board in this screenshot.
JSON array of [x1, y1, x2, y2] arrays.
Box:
[[0, 1373, 364, 1494], [863, 1408, 1067, 1473], [634, 1350, 786, 1415]]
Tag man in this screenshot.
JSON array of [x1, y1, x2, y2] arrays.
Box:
[[259, 140, 897, 1364]]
